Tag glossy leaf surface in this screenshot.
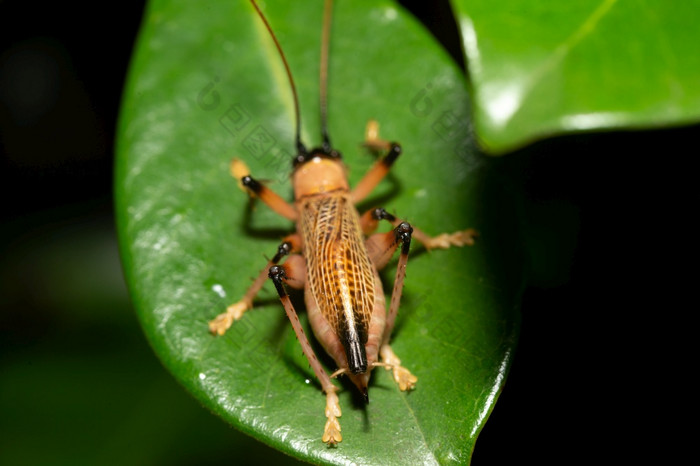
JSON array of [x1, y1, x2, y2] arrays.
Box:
[[452, 0, 700, 153], [116, 1, 524, 463]]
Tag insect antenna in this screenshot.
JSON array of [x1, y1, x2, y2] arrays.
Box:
[[319, 0, 334, 153], [249, 0, 307, 157]]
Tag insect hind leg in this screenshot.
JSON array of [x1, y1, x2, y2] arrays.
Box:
[[363, 218, 419, 391], [376, 345, 417, 392], [268, 264, 343, 445]]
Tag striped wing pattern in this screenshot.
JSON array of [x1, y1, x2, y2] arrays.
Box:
[[301, 193, 375, 344]]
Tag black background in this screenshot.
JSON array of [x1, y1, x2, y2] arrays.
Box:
[[1, 1, 693, 464]]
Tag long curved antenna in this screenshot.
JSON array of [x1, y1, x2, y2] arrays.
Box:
[[250, 0, 307, 155], [319, 0, 333, 153]]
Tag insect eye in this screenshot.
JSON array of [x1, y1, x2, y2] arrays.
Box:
[[329, 149, 342, 159]]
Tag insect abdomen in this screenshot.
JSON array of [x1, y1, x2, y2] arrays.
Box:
[[301, 193, 375, 374]]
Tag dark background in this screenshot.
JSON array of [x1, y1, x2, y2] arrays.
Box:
[[1, 1, 692, 464]]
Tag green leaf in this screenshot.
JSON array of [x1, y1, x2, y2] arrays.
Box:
[[116, 0, 524, 463], [451, 0, 700, 153]]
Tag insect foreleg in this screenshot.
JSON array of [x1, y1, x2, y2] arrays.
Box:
[[350, 144, 402, 204], [268, 264, 342, 445], [363, 119, 392, 153], [209, 234, 301, 335], [230, 158, 298, 221]]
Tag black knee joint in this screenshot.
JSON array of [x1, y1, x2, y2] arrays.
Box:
[[272, 241, 292, 263], [268, 265, 285, 281], [372, 207, 396, 222], [268, 265, 287, 297], [241, 175, 262, 194], [381, 142, 402, 167], [394, 221, 413, 254]]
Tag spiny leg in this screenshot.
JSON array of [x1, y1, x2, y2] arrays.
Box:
[[364, 217, 418, 391], [209, 234, 301, 335], [360, 207, 478, 252], [268, 265, 342, 445]]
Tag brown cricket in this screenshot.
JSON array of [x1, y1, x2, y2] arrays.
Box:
[[209, 0, 476, 444]]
